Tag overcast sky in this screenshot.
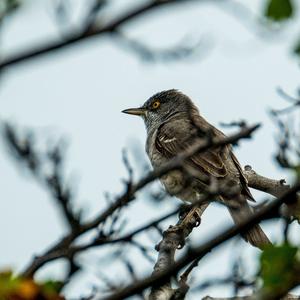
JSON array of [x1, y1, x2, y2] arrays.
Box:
[[0, 0, 300, 299]]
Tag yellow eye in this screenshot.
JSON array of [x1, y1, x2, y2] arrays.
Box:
[[152, 101, 160, 109]]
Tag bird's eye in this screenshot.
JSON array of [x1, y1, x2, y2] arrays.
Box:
[[152, 101, 160, 109]]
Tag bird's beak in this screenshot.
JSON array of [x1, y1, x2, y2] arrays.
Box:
[[122, 107, 146, 116]]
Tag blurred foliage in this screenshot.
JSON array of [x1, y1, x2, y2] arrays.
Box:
[[0, 1, 299, 299], [0, 0, 20, 12], [260, 244, 300, 295], [264, 0, 300, 57], [295, 41, 300, 56], [264, 0, 294, 21], [0, 270, 64, 300], [0, 0, 21, 21]]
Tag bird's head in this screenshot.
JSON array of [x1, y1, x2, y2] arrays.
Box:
[[122, 89, 198, 130]]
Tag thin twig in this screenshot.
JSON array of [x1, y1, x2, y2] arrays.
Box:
[[20, 124, 260, 277], [102, 181, 300, 300], [0, 0, 205, 69]]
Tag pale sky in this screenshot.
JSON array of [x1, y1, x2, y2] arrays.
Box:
[[0, 0, 300, 299]]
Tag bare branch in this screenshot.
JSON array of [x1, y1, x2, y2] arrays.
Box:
[[244, 165, 300, 223], [112, 30, 206, 62], [0, 0, 206, 70], [101, 180, 300, 300], [202, 293, 300, 300], [244, 165, 290, 198], [149, 205, 206, 299], [271, 87, 300, 115], [80, 124, 261, 234], [3, 123, 81, 231], [71, 208, 179, 253], [19, 124, 260, 278]]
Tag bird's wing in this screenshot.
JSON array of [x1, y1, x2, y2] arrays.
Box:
[[193, 114, 254, 201], [230, 152, 255, 201], [156, 115, 255, 201], [155, 117, 227, 178]]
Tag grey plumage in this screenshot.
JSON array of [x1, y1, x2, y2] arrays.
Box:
[[122, 89, 271, 249]]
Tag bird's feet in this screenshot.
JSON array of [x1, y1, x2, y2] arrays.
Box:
[[179, 204, 192, 220], [168, 206, 202, 249], [181, 206, 202, 228]]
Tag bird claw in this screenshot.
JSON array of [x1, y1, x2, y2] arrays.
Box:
[[180, 207, 202, 228], [192, 209, 201, 227], [194, 218, 201, 227], [177, 240, 185, 249], [179, 204, 192, 220], [165, 207, 202, 250]]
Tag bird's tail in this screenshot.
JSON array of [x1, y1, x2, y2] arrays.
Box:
[[227, 199, 271, 249]]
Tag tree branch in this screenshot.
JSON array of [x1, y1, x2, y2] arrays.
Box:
[[3, 123, 81, 231], [101, 181, 300, 300], [202, 293, 300, 300], [20, 124, 260, 278], [244, 165, 290, 198], [0, 0, 204, 69], [244, 165, 300, 223], [149, 204, 208, 299]]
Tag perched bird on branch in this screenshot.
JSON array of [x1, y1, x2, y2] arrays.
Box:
[[122, 89, 270, 249]]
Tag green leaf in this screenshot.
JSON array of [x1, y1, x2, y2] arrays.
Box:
[[265, 0, 294, 21], [41, 280, 64, 295], [294, 40, 300, 57], [0, 270, 20, 293], [260, 244, 298, 291], [294, 165, 300, 178], [0, 270, 65, 300]]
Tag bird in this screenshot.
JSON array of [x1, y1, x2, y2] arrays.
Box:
[[122, 89, 270, 249]]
